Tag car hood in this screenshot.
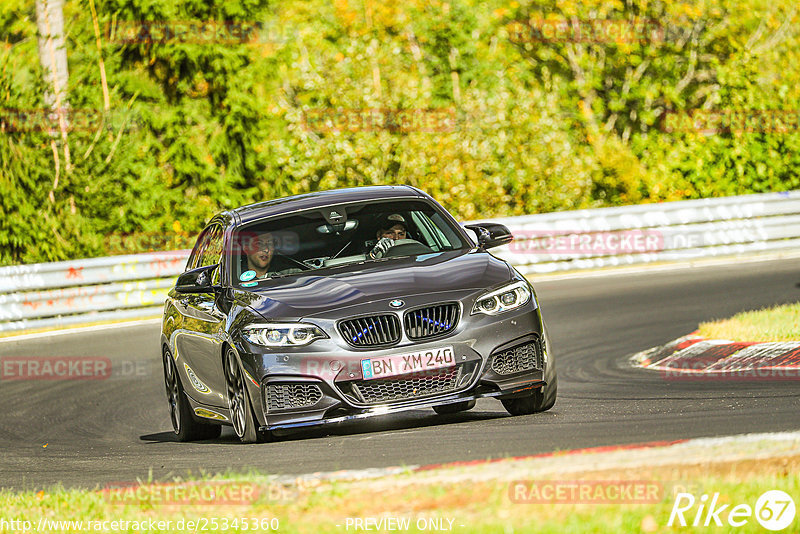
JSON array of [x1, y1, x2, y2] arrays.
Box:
[[237, 250, 512, 320]]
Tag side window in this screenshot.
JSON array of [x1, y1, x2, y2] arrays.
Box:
[[410, 211, 446, 251], [186, 227, 212, 271], [429, 212, 463, 250], [199, 225, 223, 268], [186, 224, 224, 273], [409, 212, 436, 250]]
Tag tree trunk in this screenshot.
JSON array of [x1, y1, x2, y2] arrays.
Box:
[[35, 0, 71, 186], [35, 0, 69, 111]]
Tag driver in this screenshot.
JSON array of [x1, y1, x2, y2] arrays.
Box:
[[368, 214, 408, 259]]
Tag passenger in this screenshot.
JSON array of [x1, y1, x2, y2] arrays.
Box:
[[369, 214, 408, 259], [240, 230, 304, 280], [242, 231, 275, 278]]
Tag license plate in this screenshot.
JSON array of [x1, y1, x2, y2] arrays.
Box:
[[361, 346, 455, 380]]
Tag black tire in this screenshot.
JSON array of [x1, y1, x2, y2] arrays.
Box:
[[433, 400, 476, 414], [501, 372, 557, 415], [224, 347, 268, 444], [163, 349, 221, 442]]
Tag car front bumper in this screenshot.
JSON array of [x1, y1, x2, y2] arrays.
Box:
[[228, 301, 551, 433]]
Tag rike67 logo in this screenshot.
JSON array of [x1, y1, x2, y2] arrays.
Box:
[[668, 490, 796, 531]]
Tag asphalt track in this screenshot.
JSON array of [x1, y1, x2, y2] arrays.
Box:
[[1, 257, 799, 490]]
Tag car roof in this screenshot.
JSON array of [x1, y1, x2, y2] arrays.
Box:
[[228, 185, 427, 225]]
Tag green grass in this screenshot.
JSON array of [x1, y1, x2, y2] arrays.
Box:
[[2, 463, 798, 533], [697, 302, 800, 342]]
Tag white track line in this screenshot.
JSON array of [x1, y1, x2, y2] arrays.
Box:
[[0, 318, 161, 343]]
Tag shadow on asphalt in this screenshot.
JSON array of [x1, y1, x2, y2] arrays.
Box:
[[139, 409, 509, 445]]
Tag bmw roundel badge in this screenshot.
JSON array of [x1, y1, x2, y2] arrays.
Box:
[[389, 299, 404, 308]]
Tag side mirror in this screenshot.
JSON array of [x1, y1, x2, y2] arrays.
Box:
[[175, 264, 219, 294], [464, 223, 513, 250]]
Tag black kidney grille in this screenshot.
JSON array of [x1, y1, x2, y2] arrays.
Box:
[[339, 314, 401, 347], [491, 340, 543, 376], [404, 303, 459, 339]]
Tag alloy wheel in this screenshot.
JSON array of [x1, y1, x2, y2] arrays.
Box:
[[163, 351, 181, 433], [225, 348, 247, 438]]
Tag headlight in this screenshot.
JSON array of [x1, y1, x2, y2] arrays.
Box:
[[471, 280, 533, 315], [243, 323, 327, 347]]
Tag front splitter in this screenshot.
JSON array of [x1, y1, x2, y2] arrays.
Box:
[[260, 380, 546, 435]]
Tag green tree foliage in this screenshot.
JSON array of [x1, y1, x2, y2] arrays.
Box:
[[1, 0, 799, 264]]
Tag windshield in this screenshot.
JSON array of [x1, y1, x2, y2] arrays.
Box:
[[231, 199, 469, 286]]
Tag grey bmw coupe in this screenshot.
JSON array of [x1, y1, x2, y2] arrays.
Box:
[[160, 186, 556, 442]]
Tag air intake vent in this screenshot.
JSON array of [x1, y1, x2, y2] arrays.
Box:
[[491, 340, 542, 376], [337, 362, 479, 406], [266, 383, 322, 411]]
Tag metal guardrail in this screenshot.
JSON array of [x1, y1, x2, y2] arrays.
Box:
[[1, 191, 798, 332], [478, 190, 800, 275], [0, 252, 189, 332]]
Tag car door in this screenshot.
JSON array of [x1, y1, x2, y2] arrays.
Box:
[[174, 223, 228, 406]]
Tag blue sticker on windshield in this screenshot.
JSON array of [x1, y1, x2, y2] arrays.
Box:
[[240, 270, 257, 282], [241, 281, 258, 287]]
